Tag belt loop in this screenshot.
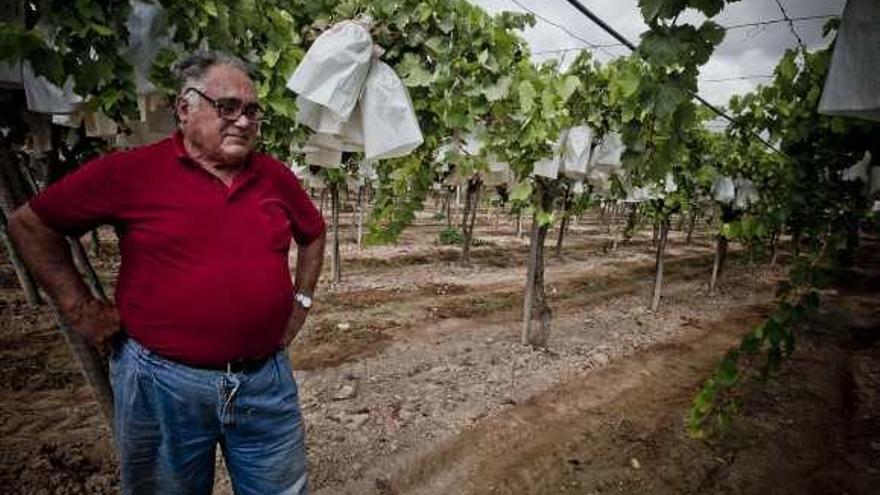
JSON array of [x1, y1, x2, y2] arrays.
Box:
[[226, 362, 232, 374]]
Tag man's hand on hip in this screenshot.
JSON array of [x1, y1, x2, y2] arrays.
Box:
[[8, 205, 121, 353], [284, 232, 324, 349], [283, 305, 309, 348], [65, 298, 121, 351]]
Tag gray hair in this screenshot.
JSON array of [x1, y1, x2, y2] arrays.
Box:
[[175, 50, 254, 104]]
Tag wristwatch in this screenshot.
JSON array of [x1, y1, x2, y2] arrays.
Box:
[[294, 292, 313, 309]]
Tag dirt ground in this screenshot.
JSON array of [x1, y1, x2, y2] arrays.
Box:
[[1, 209, 877, 495]]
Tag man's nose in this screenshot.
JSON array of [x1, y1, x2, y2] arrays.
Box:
[[232, 113, 256, 129]]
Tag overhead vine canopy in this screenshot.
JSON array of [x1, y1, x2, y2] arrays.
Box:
[[0, 1, 139, 119]]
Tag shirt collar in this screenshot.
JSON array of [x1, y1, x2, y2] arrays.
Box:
[[172, 130, 196, 166], [171, 130, 257, 170], [170, 130, 262, 190]]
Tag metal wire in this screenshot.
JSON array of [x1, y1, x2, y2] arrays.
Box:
[[530, 14, 837, 55], [558, 0, 787, 157], [772, 0, 807, 50], [700, 75, 774, 83], [507, 0, 617, 59]]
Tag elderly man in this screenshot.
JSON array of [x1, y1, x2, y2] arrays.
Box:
[[8, 51, 325, 494]]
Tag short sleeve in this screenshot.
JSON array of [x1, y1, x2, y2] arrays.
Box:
[[29, 153, 125, 237], [271, 161, 326, 245]]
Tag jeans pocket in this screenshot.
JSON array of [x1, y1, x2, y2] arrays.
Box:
[[274, 352, 300, 407], [273, 351, 290, 384], [109, 340, 132, 390]]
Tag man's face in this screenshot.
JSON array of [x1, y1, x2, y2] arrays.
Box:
[[178, 64, 260, 166]]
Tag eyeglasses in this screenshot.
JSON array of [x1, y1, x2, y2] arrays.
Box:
[[185, 87, 264, 123]]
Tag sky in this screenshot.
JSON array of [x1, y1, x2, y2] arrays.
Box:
[[466, 0, 846, 109]]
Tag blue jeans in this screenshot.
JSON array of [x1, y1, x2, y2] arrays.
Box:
[[110, 338, 308, 495]]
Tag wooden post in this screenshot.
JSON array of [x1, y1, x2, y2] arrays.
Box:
[[623, 204, 637, 244], [769, 228, 780, 267], [555, 184, 570, 258], [63, 236, 106, 299], [709, 234, 728, 294], [650, 216, 670, 311], [445, 188, 453, 228], [792, 226, 802, 257], [515, 210, 523, 238], [460, 178, 481, 266], [522, 213, 538, 345], [686, 209, 697, 244], [50, 301, 114, 423], [329, 182, 341, 284], [319, 188, 327, 216], [522, 182, 553, 347], [0, 208, 43, 305], [0, 150, 43, 305], [354, 186, 364, 250], [89, 229, 101, 257], [5, 150, 114, 426]]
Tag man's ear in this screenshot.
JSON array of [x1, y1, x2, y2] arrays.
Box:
[[176, 96, 189, 125]]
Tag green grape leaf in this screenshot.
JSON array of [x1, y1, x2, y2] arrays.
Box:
[[204, 0, 219, 17], [484, 75, 512, 102], [398, 53, 432, 87], [777, 50, 797, 82], [536, 210, 555, 226], [637, 0, 681, 22], [519, 80, 537, 114], [557, 74, 580, 101], [691, 0, 726, 19], [616, 65, 640, 98], [510, 181, 533, 202], [699, 21, 726, 46]]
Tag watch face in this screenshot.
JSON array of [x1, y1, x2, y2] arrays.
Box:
[[297, 294, 312, 308]]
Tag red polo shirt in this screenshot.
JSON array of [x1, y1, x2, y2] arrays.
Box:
[[30, 132, 325, 367]]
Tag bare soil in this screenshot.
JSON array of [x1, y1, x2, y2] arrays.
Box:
[[1, 210, 877, 495]]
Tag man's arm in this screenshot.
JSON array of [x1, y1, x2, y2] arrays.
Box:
[[283, 231, 326, 347], [8, 204, 119, 347]]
